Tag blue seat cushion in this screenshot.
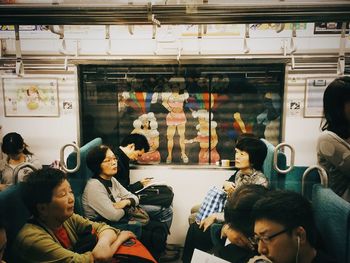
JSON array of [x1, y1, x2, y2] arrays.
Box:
[[312, 184, 350, 263]]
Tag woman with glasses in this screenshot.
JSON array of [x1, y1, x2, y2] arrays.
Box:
[[82, 145, 142, 238], [252, 190, 336, 263]]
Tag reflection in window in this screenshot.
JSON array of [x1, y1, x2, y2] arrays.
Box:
[[80, 64, 284, 165]]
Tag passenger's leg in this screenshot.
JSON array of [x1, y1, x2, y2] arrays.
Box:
[[140, 204, 173, 230], [182, 223, 213, 263]]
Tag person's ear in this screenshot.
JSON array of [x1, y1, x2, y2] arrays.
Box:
[[36, 203, 49, 217], [295, 226, 306, 243]]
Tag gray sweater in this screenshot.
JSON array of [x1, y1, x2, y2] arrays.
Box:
[[82, 177, 139, 222], [317, 130, 350, 202]]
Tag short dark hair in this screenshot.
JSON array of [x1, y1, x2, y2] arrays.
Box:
[[120, 133, 150, 152], [252, 190, 316, 246], [224, 184, 268, 237], [236, 137, 267, 171], [321, 76, 350, 139], [86, 145, 111, 178], [22, 168, 66, 217], [1, 132, 32, 156]]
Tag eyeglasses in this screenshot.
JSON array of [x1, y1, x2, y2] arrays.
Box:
[[249, 228, 290, 245], [102, 157, 117, 164]]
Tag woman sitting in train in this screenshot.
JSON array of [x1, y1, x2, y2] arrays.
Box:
[[182, 136, 268, 263], [317, 76, 350, 202], [82, 144, 142, 238], [0, 132, 41, 191], [13, 168, 134, 262]]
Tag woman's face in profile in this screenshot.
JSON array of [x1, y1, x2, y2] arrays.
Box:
[[45, 179, 75, 223], [100, 149, 118, 177], [235, 148, 250, 170]]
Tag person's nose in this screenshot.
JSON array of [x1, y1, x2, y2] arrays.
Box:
[[258, 241, 268, 255], [68, 192, 75, 203]]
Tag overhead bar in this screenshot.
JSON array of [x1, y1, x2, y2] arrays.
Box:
[[0, 3, 349, 25]]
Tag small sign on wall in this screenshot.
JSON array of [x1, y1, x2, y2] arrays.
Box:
[[304, 78, 335, 118]]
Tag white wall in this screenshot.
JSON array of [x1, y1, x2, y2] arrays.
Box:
[[0, 73, 79, 164], [130, 166, 233, 244]]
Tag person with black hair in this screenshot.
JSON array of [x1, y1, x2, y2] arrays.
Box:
[[182, 137, 268, 263], [252, 190, 336, 263], [13, 168, 134, 262], [199, 137, 268, 231], [114, 133, 150, 193], [0, 132, 41, 191], [215, 184, 270, 263], [114, 133, 178, 262], [83, 144, 141, 237], [317, 76, 350, 202]]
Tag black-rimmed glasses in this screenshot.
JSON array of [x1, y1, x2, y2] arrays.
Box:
[[249, 228, 290, 245]]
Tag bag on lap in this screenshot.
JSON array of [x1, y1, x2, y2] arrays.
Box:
[[195, 186, 227, 223], [138, 185, 174, 208], [114, 238, 157, 263], [127, 206, 150, 226]]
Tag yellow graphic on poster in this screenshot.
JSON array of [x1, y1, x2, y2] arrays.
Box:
[[181, 24, 242, 37], [3, 78, 59, 117]]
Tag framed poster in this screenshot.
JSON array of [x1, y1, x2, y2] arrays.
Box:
[[3, 78, 59, 117], [304, 78, 335, 118]]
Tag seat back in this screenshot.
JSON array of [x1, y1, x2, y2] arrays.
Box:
[[66, 137, 103, 216], [312, 184, 350, 263], [261, 139, 287, 190], [0, 183, 30, 262]]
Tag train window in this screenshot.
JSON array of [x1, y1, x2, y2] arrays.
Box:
[[79, 63, 284, 165]]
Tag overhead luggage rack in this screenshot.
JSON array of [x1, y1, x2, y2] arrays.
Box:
[[0, 2, 350, 25]]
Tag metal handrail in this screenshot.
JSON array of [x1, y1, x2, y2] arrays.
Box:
[[59, 143, 80, 173], [13, 162, 38, 184], [302, 165, 328, 196], [273, 142, 295, 174]]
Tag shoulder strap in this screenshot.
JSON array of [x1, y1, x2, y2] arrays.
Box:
[[96, 177, 116, 203]]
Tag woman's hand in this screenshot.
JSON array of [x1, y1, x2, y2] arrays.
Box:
[[223, 181, 235, 193], [113, 199, 130, 209], [199, 214, 217, 232], [117, 230, 136, 244]]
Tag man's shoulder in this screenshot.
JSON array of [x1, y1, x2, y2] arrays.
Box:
[[312, 250, 338, 263]]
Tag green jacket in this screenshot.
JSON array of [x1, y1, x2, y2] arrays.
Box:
[[13, 213, 120, 263]]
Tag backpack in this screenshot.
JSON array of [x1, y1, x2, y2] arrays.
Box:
[[140, 220, 168, 260], [138, 185, 174, 208], [114, 238, 157, 263]]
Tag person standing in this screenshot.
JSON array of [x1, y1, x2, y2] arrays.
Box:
[[317, 77, 350, 202]]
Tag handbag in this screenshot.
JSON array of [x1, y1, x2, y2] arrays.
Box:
[[138, 185, 174, 208], [114, 238, 157, 263], [195, 186, 227, 223], [127, 206, 150, 226]]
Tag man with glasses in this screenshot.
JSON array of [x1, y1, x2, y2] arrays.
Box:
[[251, 190, 336, 263]]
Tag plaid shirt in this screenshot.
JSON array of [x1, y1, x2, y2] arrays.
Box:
[[195, 186, 227, 223]]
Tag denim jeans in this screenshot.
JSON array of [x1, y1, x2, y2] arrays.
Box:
[[140, 204, 173, 230]]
